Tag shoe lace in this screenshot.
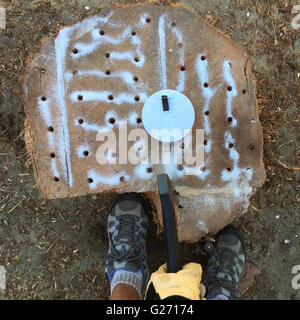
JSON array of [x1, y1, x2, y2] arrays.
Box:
[[105, 215, 143, 264], [206, 247, 241, 299]]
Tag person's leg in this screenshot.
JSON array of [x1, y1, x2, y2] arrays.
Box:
[[110, 284, 140, 300], [105, 193, 149, 300], [204, 224, 245, 300]]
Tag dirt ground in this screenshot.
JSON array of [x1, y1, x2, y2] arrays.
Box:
[[0, 0, 299, 300]]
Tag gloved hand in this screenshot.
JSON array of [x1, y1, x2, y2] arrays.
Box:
[[146, 262, 206, 300]]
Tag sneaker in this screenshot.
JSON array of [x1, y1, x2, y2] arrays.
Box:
[[205, 224, 246, 300], [105, 193, 149, 295]]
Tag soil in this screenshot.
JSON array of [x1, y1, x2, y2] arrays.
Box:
[[0, 0, 299, 300]]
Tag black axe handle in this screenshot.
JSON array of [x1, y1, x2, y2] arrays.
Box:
[[157, 174, 182, 273]]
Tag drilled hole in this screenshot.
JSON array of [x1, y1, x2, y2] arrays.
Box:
[[131, 31, 136, 36], [204, 82, 209, 88], [105, 53, 110, 58], [205, 110, 210, 116], [227, 86, 233, 92], [227, 117, 233, 123], [249, 144, 255, 151], [201, 166, 206, 172], [54, 177, 59, 182], [171, 22, 176, 28], [136, 118, 142, 124], [180, 66, 185, 71], [134, 96, 140, 102], [41, 96, 47, 101], [78, 119, 84, 124], [120, 176, 126, 182], [72, 48, 78, 54], [229, 143, 234, 148], [50, 152, 55, 158], [72, 70, 78, 75], [146, 17, 151, 23], [83, 151, 89, 157], [77, 95, 83, 101], [201, 55, 206, 60], [108, 95, 114, 101], [227, 167, 232, 172], [99, 30, 105, 36], [48, 126, 54, 132], [108, 117, 115, 124], [134, 57, 140, 63], [88, 178, 93, 183], [41, 68, 46, 74], [178, 43, 183, 48], [204, 140, 207, 146], [133, 76, 139, 82], [242, 89, 247, 94], [179, 204, 183, 209], [105, 70, 111, 75], [177, 164, 183, 171], [147, 167, 153, 173]]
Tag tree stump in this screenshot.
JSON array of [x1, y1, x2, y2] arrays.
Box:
[[23, 4, 265, 242]]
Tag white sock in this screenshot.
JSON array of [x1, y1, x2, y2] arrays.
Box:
[[110, 269, 144, 298]]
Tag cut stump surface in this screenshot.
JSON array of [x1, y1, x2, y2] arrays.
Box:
[[23, 4, 265, 242]]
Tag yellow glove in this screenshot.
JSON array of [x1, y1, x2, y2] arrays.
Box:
[[146, 262, 206, 300]]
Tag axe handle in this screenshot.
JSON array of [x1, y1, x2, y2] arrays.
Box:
[[157, 174, 182, 273]]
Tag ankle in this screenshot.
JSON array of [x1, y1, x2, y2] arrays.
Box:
[[110, 283, 140, 300], [110, 269, 145, 299]]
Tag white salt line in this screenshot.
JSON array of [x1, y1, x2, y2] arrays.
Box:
[[51, 158, 60, 178], [158, 15, 167, 89], [223, 60, 238, 127], [105, 110, 119, 127], [134, 163, 154, 180], [52, 13, 116, 185], [73, 25, 145, 67], [195, 54, 220, 154], [196, 220, 209, 233], [75, 109, 141, 134], [76, 70, 136, 86], [55, 28, 73, 186], [77, 145, 91, 159], [75, 118, 106, 132], [38, 97, 61, 178], [221, 132, 253, 182], [109, 51, 145, 67], [70, 91, 148, 105], [75, 12, 114, 39], [88, 169, 130, 189], [138, 13, 149, 27], [38, 98, 51, 127], [131, 32, 145, 67], [128, 112, 141, 127], [169, 24, 185, 92], [195, 54, 213, 136]]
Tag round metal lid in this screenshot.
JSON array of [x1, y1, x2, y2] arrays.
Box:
[[142, 89, 195, 143]]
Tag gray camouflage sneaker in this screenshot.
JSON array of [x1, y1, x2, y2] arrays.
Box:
[[105, 193, 149, 293], [205, 224, 245, 300]]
